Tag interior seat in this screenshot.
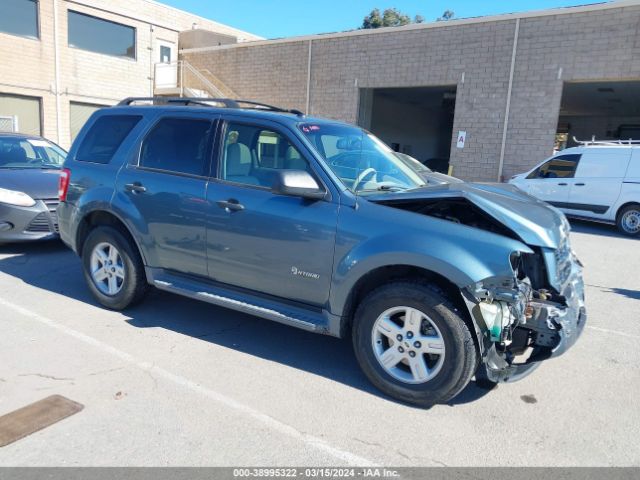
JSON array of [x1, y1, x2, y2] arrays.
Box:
[[226, 142, 260, 185]]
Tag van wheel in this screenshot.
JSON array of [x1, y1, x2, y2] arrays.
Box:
[[616, 204, 640, 236], [82, 226, 147, 310], [352, 282, 477, 407]]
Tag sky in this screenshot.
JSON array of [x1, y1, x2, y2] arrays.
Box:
[[161, 0, 597, 39]]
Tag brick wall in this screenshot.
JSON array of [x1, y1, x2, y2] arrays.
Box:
[[183, 3, 640, 181]]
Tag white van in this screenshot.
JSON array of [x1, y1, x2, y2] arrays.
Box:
[[510, 142, 640, 236]]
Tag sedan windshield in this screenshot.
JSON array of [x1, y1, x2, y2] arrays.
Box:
[[0, 137, 67, 169], [299, 123, 425, 193]]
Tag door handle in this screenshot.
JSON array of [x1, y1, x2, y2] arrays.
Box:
[[575, 183, 586, 186], [558, 183, 568, 186], [216, 199, 245, 212], [125, 182, 147, 194]]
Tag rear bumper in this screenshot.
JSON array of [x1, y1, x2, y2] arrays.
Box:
[[486, 255, 586, 383], [0, 200, 59, 244]]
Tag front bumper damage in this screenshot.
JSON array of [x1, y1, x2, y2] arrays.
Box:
[[471, 252, 586, 383]]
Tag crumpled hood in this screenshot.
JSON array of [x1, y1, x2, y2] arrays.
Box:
[[368, 182, 567, 249], [0, 169, 61, 200]]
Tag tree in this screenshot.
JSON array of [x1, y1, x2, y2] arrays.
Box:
[[414, 14, 425, 24], [436, 10, 455, 22], [362, 8, 412, 29]]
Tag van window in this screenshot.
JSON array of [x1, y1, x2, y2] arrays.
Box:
[[527, 154, 581, 179], [574, 151, 631, 178], [76, 115, 141, 164], [139, 118, 213, 176]]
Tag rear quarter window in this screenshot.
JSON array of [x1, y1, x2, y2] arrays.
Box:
[[76, 115, 142, 164]]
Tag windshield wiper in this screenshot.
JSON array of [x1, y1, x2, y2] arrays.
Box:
[[360, 185, 409, 193]]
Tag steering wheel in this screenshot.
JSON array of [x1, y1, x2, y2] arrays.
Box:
[[352, 168, 377, 191]]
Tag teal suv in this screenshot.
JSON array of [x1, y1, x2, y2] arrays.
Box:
[[57, 98, 586, 406]]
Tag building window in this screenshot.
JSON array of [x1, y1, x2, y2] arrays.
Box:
[[0, 0, 39, 40], [69, 102, 106, 143], [0, 94, 42, 136], [68, 10, 136, 59]]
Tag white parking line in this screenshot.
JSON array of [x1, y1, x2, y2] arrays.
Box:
[[0, 297, 376, 467], [586, 325, 640, 339]]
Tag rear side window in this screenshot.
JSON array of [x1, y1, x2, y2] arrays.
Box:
[[527, 154, 581, 179], [76, 115, 141, 164], [139, 117, 213, 176]]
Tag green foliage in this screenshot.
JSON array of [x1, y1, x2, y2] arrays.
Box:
[[362, 8, 412, 29], [436, 10, 455, 22]]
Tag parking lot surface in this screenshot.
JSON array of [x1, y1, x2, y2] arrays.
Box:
[[0, 220, 639, 466]]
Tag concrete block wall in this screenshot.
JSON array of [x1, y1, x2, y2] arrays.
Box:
[[183, 3, 640, 182]]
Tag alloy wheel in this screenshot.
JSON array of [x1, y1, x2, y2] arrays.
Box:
[[90, 242, 125, 296], [371, 306, 445, 384]]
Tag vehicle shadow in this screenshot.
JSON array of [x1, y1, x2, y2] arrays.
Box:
[[568, 218, 629, 239], [0, 241, 492, 407]]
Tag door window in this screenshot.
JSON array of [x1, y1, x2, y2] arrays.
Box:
[[527, 154, 581, 179], [139, 117, 213, 176], [160, 45, 171, 63], [220, 123, 311, 187]]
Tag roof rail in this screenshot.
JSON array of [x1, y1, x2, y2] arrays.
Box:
[[572, 136, 640, 146], [117, 97, 305, 116]]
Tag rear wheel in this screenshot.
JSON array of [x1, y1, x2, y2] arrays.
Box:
[[616, 204, 640, 236], [82, 226, 147, 310], [352, 282, 478, 407]]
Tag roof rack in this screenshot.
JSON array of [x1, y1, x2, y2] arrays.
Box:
[[573, 136, 640, 146], [117, 97, 305, 116]]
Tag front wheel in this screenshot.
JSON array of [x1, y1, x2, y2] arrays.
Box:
[[352, 282, 478, 407], [81, 226, 147, 310], [616, 204, 640, 236]]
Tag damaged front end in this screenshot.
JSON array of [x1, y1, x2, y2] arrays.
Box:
[[466, 226, 587, 382], [370, 183, 587, 382]]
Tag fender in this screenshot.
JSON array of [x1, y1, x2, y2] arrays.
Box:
[[328, 215, 533, 316]]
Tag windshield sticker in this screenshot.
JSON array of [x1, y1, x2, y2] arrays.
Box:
[[27, 139, 51, 148], [301, 125, 321, 133]]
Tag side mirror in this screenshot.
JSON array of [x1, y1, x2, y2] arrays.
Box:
[[272, 170, 325, 200]]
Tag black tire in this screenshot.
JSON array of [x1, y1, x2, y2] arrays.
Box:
[[352, 282, 478, 407], [81, 225, 147, 310], [616, 204, 640, 237]]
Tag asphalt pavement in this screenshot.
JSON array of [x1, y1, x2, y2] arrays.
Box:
[[0, 219, 638, 466]]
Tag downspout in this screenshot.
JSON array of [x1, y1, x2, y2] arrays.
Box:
[[52, 0, 62, 145], [306, 39, 313, 114], [497, 18, 520, 182]]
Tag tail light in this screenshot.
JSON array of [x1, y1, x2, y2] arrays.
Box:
[[58, 168, 71, 201]]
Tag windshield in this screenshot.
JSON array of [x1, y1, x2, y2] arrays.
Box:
[[299, 123, 425, 193], [394, 152, 431, 173], [0, 137, 67, 169]]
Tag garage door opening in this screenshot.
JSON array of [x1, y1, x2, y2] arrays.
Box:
[[358, 86, 456, 173], [557, 80, 640, 149]]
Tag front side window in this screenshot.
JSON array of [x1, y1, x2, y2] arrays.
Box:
[[0, 0, 39, 39], [527, 154, 581, 179], [299, 123, 424, 193], [68, 11, 136, 59], [0, 137, 66, 169], [220, 123, 312, 188], [76, 115, 141, 164], [139, 118, 213, 176]]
